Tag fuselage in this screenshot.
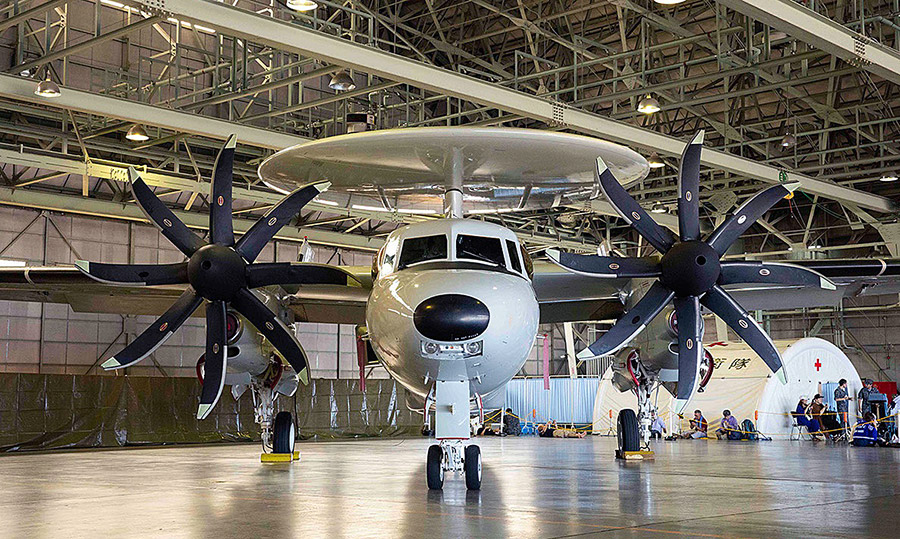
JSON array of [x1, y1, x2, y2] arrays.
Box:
[[366, 219, 540, 400]]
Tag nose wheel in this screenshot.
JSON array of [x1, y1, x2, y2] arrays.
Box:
[[427, 441, 481, 490], [272, 411, 296, 454]]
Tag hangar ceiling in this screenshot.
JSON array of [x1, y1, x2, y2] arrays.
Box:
[[0, 0, 898, 258]]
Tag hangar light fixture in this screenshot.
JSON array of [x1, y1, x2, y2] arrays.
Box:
[[34, 78, 61, 98], [780, 133, 796, 148], [650, 202, 668, 214], [647, 153, 665, 169], [880, 174, 899, 182], [654, 0, 686, 4], [329, 70, 356, 91], [637, 94, 660, 115], [287, 0, 318, 11], [125, 124, 151, 142]]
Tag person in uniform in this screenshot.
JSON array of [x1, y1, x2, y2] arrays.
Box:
[[833, 379, 852, 429]]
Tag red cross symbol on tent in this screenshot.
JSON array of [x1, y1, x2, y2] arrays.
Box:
[[814, 358, 822, 371]]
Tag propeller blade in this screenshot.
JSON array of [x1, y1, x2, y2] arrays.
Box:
[[677, 131, 704, 242], [209, 135, 236, 247], [545, 249, 661, 278], [576, 281, 674, 359], [595, 156, 675, 254], [198, 300, 227, 420], [235, 181, 331, 263], [74, 260, 188, 286], [673, 296, 704, 413], [245, 262, 362, 289], [230, 288, 310, 385], [101, 288, 203, 370], [701, 285, 787, 384], [129, 167, 206, 257], [706, 182, 801, 256], [719, 261, 837, 290]]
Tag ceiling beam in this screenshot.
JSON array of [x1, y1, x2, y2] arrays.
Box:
[[0, 73, 306, 150], [131, 0, 896, 213], [719, 0, 900, 87]]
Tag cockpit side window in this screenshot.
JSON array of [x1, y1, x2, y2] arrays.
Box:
[[398, 235, 448, 269], [456, 235, 505, 267], [520, 244, 534, 279], [506, 239, 522, 273]]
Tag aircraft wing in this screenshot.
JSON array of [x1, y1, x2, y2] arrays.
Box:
[[0, 265, 371, 324], [531, 261, 626, 323]]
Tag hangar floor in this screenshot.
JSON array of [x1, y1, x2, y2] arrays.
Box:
[[1, 436, 899, 538]]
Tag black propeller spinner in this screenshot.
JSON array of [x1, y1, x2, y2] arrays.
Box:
[[548, 130, 837, 408], [76, 135, 356, 419]]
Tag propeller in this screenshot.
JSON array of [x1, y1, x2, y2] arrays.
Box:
[[547, 130, 837, 411], [76, 135, 354, 419]]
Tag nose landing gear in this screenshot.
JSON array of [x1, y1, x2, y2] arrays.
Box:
[[426, 440, 481, 490]]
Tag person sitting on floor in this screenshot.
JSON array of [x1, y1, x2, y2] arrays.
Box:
[[715, 409, 742, 440], [681, 410, 708, 439], [503, 408, 522, 436], [852, 412, 883, 447], [650, 410, 667, 440], [537, 420, 586, 438], [795, 397, 822, 440]]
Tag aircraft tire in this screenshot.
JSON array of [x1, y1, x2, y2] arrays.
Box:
[[618, 409, 640, 452], [464, 445, 482, 490], [426, 444, 444, 490], [273, 411, 296, 454]]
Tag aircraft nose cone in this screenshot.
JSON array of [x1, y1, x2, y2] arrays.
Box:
[[414, 294, 490, 342]]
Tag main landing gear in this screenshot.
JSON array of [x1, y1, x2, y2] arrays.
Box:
[[426, 380, 481, 490]]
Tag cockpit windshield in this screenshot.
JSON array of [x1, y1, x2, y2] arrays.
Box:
[[456, 235, 505, 267], [398, 235, 448, 268]]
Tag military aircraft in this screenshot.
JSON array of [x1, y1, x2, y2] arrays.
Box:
[[0, 128, 895, 491]]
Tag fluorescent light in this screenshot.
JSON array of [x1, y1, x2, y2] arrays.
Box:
[[466, 207, 517, 215], [654, 0, 686, 4], [397, 208, 437, 215], [650, 202, 667, 214], [352, 204, 388, 212], [0, 259, 26, 267], [879, 175, 898, 182], [316, 199, 340, 206], [100, 0, 125, 7]]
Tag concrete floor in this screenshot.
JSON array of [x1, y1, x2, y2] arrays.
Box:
[[1, 436, 899, 538]]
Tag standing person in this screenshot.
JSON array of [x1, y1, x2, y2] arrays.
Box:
[[715, 409, 741, 440], [834, 379, 852, 430], [858, 379, 875, 416]]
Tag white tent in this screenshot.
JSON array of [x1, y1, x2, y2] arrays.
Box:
[[592, 338, 862, 438]]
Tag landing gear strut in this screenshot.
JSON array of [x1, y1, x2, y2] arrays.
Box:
[[426, 380, 481, 490]]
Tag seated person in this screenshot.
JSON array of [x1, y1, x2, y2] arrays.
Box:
[[681, 410, 708, 439], [537, 420, 586, 438], [794, 397, 822, 439], [852, 412, 883, 447], [809, 394, 831, 440], [715, 409, 742, 440], [503, 408, 522, 436], [650, 410, 666, 440]]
